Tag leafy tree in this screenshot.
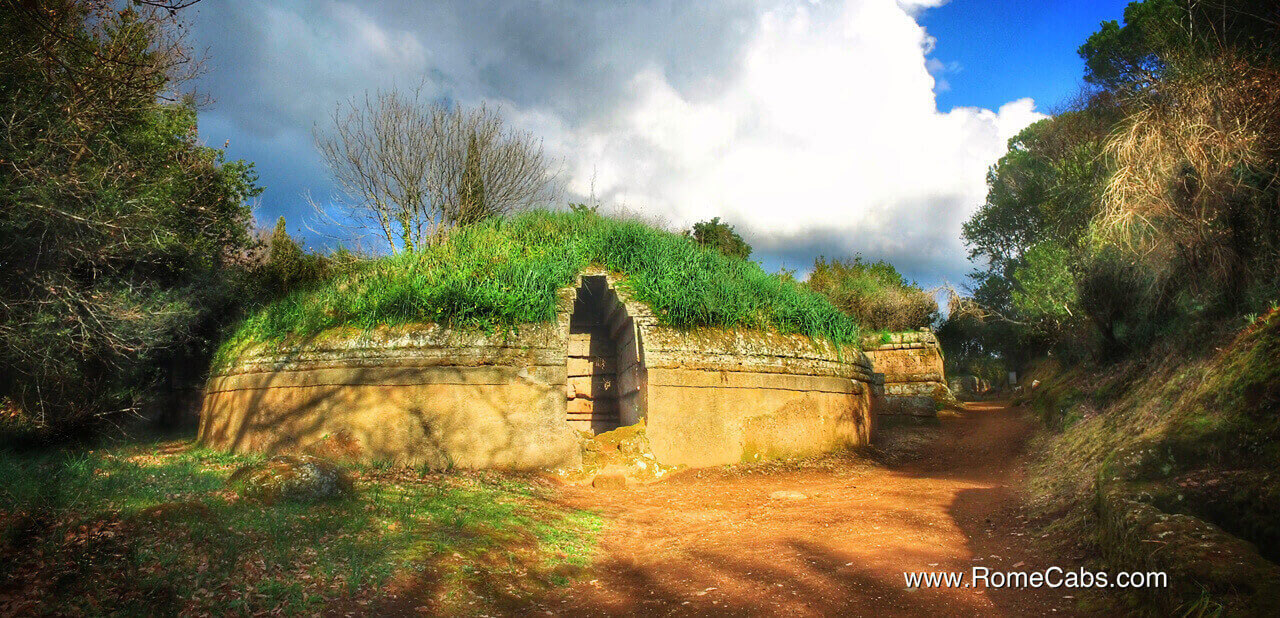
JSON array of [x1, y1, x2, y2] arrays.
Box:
[[0, 1, 260, 433], [1080, 0, 1279, 93], [963, 111, 1114, 289], [1012, 242, 1079, 334], [1078, 0, 1184, 92], [686, 217, 752, 260], [956, 0, 1280, 367], [958, 107, 1117, 361], [262, 217, 328, 293]]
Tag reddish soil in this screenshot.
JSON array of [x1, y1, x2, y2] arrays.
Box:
[[545, 401, 1085, 617]]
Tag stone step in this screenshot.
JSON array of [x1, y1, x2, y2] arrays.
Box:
[[566, 418, 620, 433], [567, 375, 617, 399], [568, 356, 616, 376], [568, 336, 615, 357], [567, 398, 617, 414]]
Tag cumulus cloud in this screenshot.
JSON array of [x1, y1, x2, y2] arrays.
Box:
[[546, 1, 1045, 283], [188, 0, 1044, 285]]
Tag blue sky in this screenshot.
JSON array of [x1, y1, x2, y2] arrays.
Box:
[[923, 0, 1129, 114], [187, 0, 1134, 288]]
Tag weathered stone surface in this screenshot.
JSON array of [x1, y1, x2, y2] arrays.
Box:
[[559, 420, 682, 484], [201, 361, 582, 470], [1099, 483, 1280, 614], [949, 375, 988, 399], [591, 465, 629, 489], [203, 270, 876, 471], [228, 455, 354, 504], [862, 331, 951, 417]]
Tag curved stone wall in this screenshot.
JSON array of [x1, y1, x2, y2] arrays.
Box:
[[641, 326, 874, 467], [201, 270, 876, 470], [861, 330, 947, 417], [199, 325, 581, 470]]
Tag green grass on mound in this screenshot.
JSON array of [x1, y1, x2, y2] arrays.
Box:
[[217, 210, 860, 365]]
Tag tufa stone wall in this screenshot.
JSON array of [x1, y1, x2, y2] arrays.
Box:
[[642, 326, 873, 466], [861, 330, 948, 417], [200, 269, 875, 470], [199, 324, 581, 470], [584, 269, 873, 467]]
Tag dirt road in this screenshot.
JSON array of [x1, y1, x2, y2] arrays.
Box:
[[547, 401, 1083, 617]]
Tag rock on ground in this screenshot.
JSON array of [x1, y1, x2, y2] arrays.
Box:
[[228, 455, 355, 504]]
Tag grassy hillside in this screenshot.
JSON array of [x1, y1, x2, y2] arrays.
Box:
[[216, 210, 860, 366], [1023, 308, 1280, 613]]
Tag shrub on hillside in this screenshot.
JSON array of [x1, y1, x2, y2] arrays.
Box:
[[686, 217, 752, 260], [1096, 54, 1280, 316], [806, 256, 938, 332], [0, 3, 260, 434]]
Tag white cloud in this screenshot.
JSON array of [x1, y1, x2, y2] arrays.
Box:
[[192, 0, 1044, 284], [540, 0, 1045, 281]]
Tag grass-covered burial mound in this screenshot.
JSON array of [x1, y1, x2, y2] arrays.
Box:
[[216, 210, 859, 366], [203, 210, 874, 471]]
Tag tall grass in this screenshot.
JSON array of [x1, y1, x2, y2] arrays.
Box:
[[1096, 55, 1280, 306], [217, 210, 859, 363], [806, 255, 938, 332]]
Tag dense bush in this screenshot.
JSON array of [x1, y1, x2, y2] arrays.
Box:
[[237, 217, 340, 299], [0, 2, 260, 433], [217, 210, 860, 365], [686, 217, 752, 260], [955, 0, 1280, 365], [805, 256, 937, 332]]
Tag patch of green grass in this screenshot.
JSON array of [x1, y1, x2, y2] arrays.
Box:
[[0, 441, 601, 615], [215, 210, 860, 368]]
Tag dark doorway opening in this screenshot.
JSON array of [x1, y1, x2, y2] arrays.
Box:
[[566, 276, 644, 434]]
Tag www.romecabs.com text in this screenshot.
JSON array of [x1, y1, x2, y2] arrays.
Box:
[[903, 567, 1168, 589]]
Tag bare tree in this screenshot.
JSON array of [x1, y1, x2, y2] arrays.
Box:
[[314, 90, 554, 252]]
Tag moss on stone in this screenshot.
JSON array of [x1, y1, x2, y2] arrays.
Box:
[[227, 455, 355, 504]]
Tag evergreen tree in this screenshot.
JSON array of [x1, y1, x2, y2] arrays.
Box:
[[457, 132, 490, 225]]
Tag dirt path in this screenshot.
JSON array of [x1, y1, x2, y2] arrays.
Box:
[[545, 401, 1083, 617]]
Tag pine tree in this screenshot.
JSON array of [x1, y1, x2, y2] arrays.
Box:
[[457, 133, 489, 225]]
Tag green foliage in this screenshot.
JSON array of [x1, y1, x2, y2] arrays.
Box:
[[0, 2, 260, 432], [259, 217, 329, 294], [0, 441, 600, 614], [956, 108, 1118, 364], [1012, 242, 1078, 328], [217, 210, 859, 363], [686, 217, 752, 260], [1080, 0, 1280, 92], [957, 0, 1280, 366], [806, 256, 938, 332], [1078, 0, 1184, 91]]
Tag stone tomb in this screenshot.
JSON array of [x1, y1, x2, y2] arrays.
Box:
[[200, 271, 875, 469], [861, 330, 949, 417]]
